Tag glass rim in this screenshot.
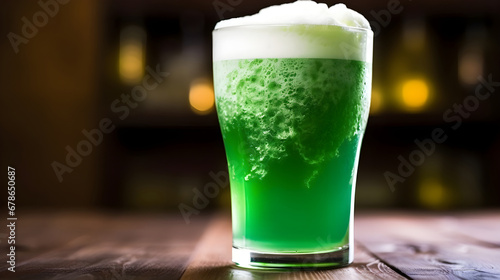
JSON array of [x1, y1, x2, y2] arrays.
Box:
[[213, 23, 373, 34]]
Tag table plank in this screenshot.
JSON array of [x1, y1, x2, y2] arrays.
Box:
[[0, 212, 210, 280], [181, 213, 407, 280], [444, 212, 500, 246], [355, 212, 500, 280]]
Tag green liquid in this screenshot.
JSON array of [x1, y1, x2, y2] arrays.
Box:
[[214, 58, 370, 253]]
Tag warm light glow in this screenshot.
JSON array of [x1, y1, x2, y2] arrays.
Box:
[[403, 18, 426, 51], [401, 79, 429, 110], [418, 179, 450, 209], [119, 26, 146, 84], [189, 79, 215, 114], [120, 44, 143, 82], [370, 88, 383, 115], [459, 50, 483, 85]]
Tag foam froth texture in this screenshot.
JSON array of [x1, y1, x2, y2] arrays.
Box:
[[215, 1, 370, 30], [213, 1, 372, 62]]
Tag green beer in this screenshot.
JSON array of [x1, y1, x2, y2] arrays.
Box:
[[213, 3, 373, 269]]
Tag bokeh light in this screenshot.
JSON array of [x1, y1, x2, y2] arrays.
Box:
[[418, 178, 451, 209], [401, 79, 429, 110], [189, 79, 215, 114], [459, 50, 483, 85], [370, 87, 383, 115], [119, 25, 146, 84]]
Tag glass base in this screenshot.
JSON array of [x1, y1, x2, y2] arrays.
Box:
[[232, 245, 352, 269]]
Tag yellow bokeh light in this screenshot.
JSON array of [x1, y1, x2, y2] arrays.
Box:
[[119, 26, 145, 84], [418, 179, 450, 209], [370, 88, 383, 115], [401, 79, 429, 110], [119, 43, 144, 83], [189, 80, 215, 115]]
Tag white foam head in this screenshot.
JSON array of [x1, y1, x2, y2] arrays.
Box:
[[215, 1, 370, 30], [213, 1, 373, 62]]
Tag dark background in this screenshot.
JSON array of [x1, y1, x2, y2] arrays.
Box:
[[0, 0, 499, 214]]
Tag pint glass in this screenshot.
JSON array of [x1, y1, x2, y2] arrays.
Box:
[[213, 24, 373, 269]]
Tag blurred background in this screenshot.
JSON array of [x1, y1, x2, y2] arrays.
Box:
[[0, 0, 499, 214]]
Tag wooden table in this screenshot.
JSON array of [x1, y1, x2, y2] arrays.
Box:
[[1, 211, 499, 279]]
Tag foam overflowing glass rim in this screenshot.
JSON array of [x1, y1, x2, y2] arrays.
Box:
[[213, 23, 373, 32]]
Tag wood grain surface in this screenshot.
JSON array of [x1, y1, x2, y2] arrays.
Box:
[[355, 212, 500, 280], [0, 211, 210, 280], [0, 211, 499, 279]]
